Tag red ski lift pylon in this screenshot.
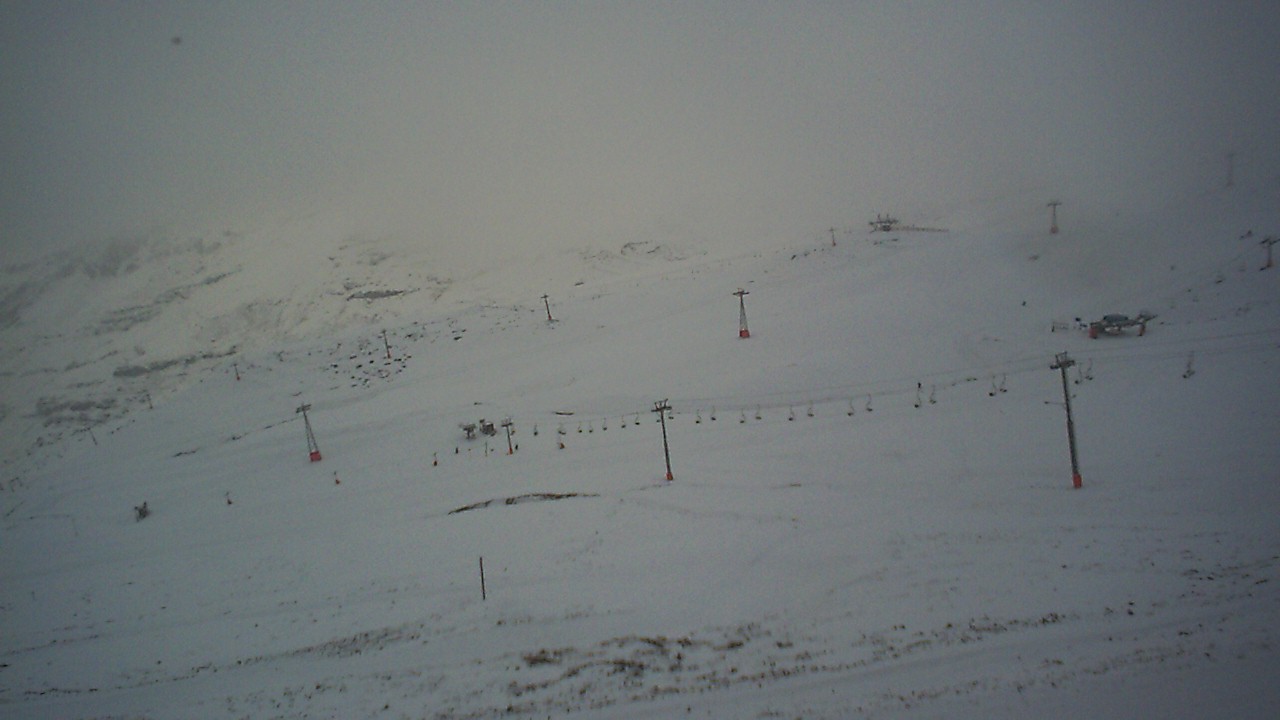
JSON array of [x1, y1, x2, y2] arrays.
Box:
[[735, 289, 750, 338], [297, 403, 322, 462]]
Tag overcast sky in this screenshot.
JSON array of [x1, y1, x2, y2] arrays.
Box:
[[3, 1, 1278, 266]]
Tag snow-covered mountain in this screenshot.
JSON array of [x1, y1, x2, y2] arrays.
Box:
[[1, 179, 1278, 718], [0, 204, 562, 478]]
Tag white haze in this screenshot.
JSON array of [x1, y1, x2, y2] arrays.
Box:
[[3, 1, 1279, 270], [2, 162, 1278, 719], [3, 3, 1280, 716]]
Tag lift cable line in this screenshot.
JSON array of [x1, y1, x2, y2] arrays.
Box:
[[390, 320, 1279, 452], [515, 329, 1279, 441], [868, 214, 949, 234], [343, 324, 1274, 488], [661, 324, 1280, 413]]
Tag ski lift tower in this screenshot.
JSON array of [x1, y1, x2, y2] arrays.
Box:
[[297, 403, 322, 462], [652, 399, 674, 481], [1048, 200, 1062, 234], [501, 417, 514, 455], [1049, 353, 1081, 489], [735, 289, 750, 338]]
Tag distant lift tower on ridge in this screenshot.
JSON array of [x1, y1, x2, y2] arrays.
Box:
[[735, 289, 750, 338], [1048, 200, 1062, 235]]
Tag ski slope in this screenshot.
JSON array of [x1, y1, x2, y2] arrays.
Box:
[[2, 183, 1278, 719]]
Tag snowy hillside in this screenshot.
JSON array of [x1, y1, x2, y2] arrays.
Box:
[[2, 181, 1279, 719]]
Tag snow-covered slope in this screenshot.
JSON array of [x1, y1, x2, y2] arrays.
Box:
[[2, 181, 1278, 718]]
